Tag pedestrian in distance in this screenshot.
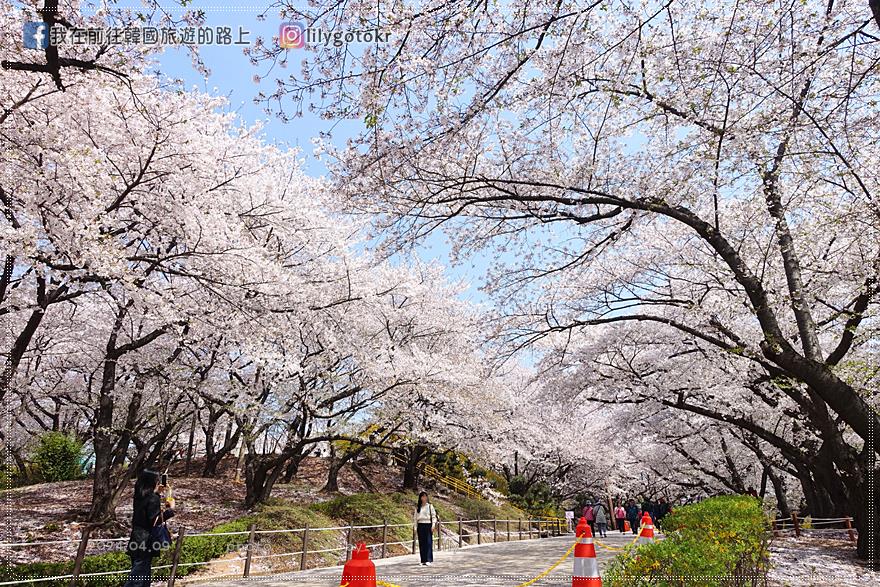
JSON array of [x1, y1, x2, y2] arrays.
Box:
[[582, 502, 595, 534], [641, 497, 655, 525], [593, 501, 608, 538], [124, 469, 176, 587], [614, 502, 627, 533], [413, 491, 439, 566], [656, 497, 670, 529], [625, 499, 640, 535]]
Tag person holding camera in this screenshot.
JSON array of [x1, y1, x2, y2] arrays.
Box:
[[124, 469, 176, 587]]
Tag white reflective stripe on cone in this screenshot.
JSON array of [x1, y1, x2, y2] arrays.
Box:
[[639, 536, 653, 543], [577, 537, 594, 544], [643, 525, 654, 529], [573, 556, 599, 577]]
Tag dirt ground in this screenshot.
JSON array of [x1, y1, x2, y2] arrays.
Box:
[[768, 533, 878, 586], [1, 456, 403, 565]]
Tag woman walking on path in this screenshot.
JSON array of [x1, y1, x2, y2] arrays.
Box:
[[582, 503, 595, 534], [614, 503, 627, 533], [124, 470, 176, 587], [593, 502, 608, 538], [625, 499, 640, 535], [413, 492, 439, 566]]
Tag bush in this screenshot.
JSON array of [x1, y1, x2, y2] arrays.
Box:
[[604, 495, 770, 587], [0, 518, 253, 586], [507, 477, 559, 517], [453, 495, 528, 522], [32, 432, 84, 482], [312, 492, 413, 543]]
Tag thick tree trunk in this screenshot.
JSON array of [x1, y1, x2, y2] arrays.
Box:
[[402, 445, 426, 490], [767, 467, 790, 519], [323, 456, 344, 493], [88, 332, 120, 522], [203, 427, 239, 477], [281, 456, 301, 483], [851, 455, 879, 566]]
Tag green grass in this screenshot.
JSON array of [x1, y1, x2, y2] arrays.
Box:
[[452, 495, 528, 522], [0, 501, 340, 586], [391, 490, 456, 523], [0, 518, 254, 587], [603, 495, 770, 587], [2, 490, 531, 584], [312, 492, 414, 544]]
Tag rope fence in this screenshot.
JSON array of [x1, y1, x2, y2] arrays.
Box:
[[0, 516, 569, 586], [770, 514, 857, 542]]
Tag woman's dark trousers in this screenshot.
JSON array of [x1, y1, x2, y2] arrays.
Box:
[[124, 553, 152, 587], [628, 517, 639, 534], [417, 522, 433, 563]]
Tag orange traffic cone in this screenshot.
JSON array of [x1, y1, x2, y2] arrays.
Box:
[[340, 542, 376, 587], [638, 512, 654, 544], [573, 517, 602, 586], [623, 520, 631, 532]]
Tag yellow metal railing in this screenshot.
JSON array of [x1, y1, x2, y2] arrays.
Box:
[[420, 462, 484, 499], [390, 454, 485, 498]]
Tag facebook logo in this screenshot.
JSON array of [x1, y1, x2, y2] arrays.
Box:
[[23, 21, 48, 49]]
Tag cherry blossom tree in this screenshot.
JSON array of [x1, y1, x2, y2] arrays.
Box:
[[256, 0, 880, 559]]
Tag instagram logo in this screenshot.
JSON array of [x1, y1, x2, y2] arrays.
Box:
[[279, 21, 304, 48]]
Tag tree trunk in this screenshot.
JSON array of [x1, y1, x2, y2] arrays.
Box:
[[767, 467, 790, 519], [402, 445, 426, 490], [851, 455, 879, 566], [282, 456, 300, 483], [88, 330, 120, 522]]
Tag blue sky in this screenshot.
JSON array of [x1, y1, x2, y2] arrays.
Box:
[[118, 3, 495, 305]]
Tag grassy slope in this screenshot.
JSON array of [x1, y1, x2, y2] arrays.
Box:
[[3, 489, 529, 585]]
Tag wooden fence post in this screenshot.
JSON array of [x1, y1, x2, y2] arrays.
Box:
[[243, 523, 256, 578], [300, 524, 309, 571], [791, 513, 800, 538], [476, 517, 481, 544], [346, 523, 353, 561], [69, 525, 92, 587], [412, 523, 416, 554], [506, 519, 511, 542], [381, 518, 388, 558], [846, 517, 855, 542], [493, 518, 497, 543], [167, 526, 186, 587], [437, 520, 442, 551], [458, 518, 463, 548], [518, 519, 522, 540]]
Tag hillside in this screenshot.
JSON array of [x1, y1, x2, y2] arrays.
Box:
[[2, 455, 532, 580]]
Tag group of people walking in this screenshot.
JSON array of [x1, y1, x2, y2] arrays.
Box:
[[581, 496, 671, 537]]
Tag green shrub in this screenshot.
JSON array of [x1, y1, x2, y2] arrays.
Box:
[[0, 518, 254, 586], [312, 492, 413, 543], [453, 495, 528, 522], [482, 469, 509, 494], [32, 432, 84, 482], [507, 478, 559, 517], [604, 495, 769, 587]]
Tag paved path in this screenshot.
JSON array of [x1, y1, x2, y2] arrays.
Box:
[[206, 532, 640, 587]]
